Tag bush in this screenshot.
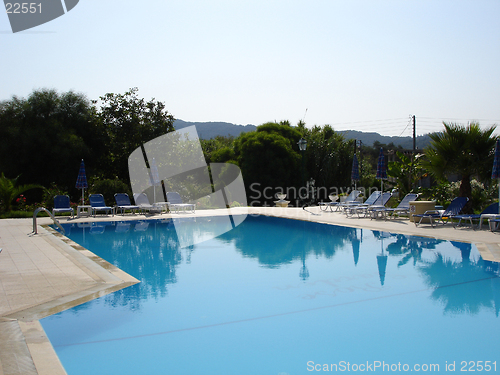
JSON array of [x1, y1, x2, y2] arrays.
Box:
[[89, 178, 132, 205], [41, 183, 69, 210], [418, 179, 497, 212]]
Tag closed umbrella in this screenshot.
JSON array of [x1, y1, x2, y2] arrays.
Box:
[[376, 231, 390, 286], [376, 147, 387, 192], [491, 139, 500, 214], [75, 159, 88, 205], [150, 157, 161, 204], [351, 154, 360, 190], [376, 252, 387, 286]]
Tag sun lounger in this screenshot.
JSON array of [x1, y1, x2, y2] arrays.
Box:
[[133, 193, 162, 214], [166, 192, 195, 214], [351, 192, 392, 218], [370, 193, 418, 220], [52, 195, 74, 218], [319, 195, 340, 212], [344, 191, 381, 217], [488, 218, 500, 231], [89, 194, 114, 217], [114, 193, 140, 215], [413, 197, 468, 227], [337, 190, 362, 212], [453, 202, 499, 229]]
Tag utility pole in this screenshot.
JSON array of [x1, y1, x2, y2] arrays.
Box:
[[412, 115, 416, 155], [411, 115, 416, 190]]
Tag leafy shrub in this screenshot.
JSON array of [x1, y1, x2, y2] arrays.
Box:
[[418, 179, 497, 212], [89, 178, 132, 205], [41, 183, 69, 210]]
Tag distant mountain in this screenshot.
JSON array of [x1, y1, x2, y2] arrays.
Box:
[[174, 120, 432, 149], [173, 120, 257, 139], [340, 130, 432, 150]]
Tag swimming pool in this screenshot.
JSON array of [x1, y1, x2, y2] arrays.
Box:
[[42, 215, 500, 374]]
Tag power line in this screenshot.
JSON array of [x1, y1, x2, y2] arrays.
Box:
[[327, 116, 500, 137], [397, 116, 413, 138]]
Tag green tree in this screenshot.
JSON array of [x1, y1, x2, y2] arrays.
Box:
[[200, 135, 235, 164], [422, 122, 497, 212], [257, 121, 302, 144], [96, 87, 175, 181], [0, 89, 105, 191], [0, 173, 43, 212], [387, 151, 424, 197], [234, 122, 301, 205], [303, 125, 353, 198]]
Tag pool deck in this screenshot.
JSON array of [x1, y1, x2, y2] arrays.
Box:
[[1, 206, 500, 375]]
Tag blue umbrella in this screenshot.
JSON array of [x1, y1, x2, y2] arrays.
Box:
[[492, 139, 500, 213], [376, 147, 387, 192], [351, 154, 360, 190], [75, 159, 88, 205]]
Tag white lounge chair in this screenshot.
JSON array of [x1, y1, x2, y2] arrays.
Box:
[[166, 192, 195, 214], [133, 193, 162, 214]]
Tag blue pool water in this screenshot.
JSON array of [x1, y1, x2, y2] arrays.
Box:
[[43, 215, 500, 374]]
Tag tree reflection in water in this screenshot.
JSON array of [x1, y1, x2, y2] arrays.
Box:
[[417, 244, 500, 316], [62, 219, 183, 310], [60, 215, 499, 317], [382, 232, 500, 316], [221, 215, 357, 269]]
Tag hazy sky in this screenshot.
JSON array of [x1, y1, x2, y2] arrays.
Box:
[[1, 0, 499, 136]]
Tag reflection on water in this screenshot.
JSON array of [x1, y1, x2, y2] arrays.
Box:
[[59, 215, 499, 317], [45, 215, 500, 375]]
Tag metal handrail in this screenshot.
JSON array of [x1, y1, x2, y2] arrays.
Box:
[[32, 207, 65, 235]]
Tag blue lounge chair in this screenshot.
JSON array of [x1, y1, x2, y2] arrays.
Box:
[[89, 194, 114, 217], [371, 193, 418, 220], [352, 192, 392, 218], [337, 190, 362, 211], [453, 202, 499, 229], [488, 217, 500, 231], [413, 197, 468, 227], [345, 191, 381, 217], [166, 192, 195, 214], [52, 195, 74, 218], [114, 193, 140, 215]]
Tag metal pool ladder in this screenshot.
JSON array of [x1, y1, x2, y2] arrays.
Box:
[[32, 207, 65, 235]]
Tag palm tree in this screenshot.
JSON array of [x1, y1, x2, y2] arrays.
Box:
[[0, 173, 43, 212], [423, 122, 497, 212]]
